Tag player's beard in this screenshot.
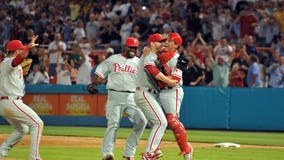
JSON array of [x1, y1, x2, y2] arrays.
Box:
[[126, 51, 136, 58]]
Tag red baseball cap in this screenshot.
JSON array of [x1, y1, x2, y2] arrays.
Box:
[[147, 33, 165, 44], [6, 40, 27, 52], [125, 37, 139, 47], [168, 32, 183, 46]]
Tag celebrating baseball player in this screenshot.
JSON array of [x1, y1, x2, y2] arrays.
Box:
[[0, 36, 44, 160], [157, 32, 193, 160], [91, 37, 147, 160], [134, 33, 178, 160]]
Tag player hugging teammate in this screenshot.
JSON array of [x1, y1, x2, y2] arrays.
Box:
[[134, 33, 193, 160]]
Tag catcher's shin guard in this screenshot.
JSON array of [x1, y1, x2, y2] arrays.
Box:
[[166, 113, 191, 154]]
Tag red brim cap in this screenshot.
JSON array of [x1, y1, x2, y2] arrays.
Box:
[[147, 33, 166, 44], [6, 40, 27, 52]]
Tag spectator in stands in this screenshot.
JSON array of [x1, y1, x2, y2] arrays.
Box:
[[186, 2, 202, 37], [40, 32, 51, 45], [104, 47, 115, 59], [39, 12, 49, 31], [246, 54, 262, 88], [27, 47, 40, 68], [263, 1, 277, 17], [245, 35, 258, 56], [258, 54, 268, 88], [53, 19, 64, 35], [90, 54, 106, 83], [211, 10, 225, 41], [213, 37, 234, 62], [234, 0, 249, 15], [0, 16, 12, 47], [62, 17, 74, 43], [109, 16, 122, 49], [22, 28, 34, 45], [209, 47, 234, 87], [266, 55, 284, 88], [223, 7, 234, 40], [75, 38, 93, 85], [73, 20, 86, 43], [231, 47, 250, 86], [229, 63, 245, 87], [26, 64, 50, 84], [62, 52, 71, 63], [69, 1, 81, 21], [48, 32, 67, 77], [263, 16, 279, 47], [45, 22, 55, 42], [201, 56, 213, 86], [149, 16, 164, 34], [273, 2, 284, 34], [266, 48, 280, 67], [192, 32, 207, 67], [120, 16, 133, 46], [86, 13, 100, 43], [273, 36, 284, 57], [3, 0, 284, 89], [98, 18, 112, 45], [236, 7, 258, 39], [56, 52, 72, 85], [70, 60, 78, 85], [182, 55, 203, 86]]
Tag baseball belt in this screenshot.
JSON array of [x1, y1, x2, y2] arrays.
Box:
[[0, 96, 22, 100], [136, 87, 158, 95]]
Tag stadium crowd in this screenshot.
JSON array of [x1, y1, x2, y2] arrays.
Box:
[[0, 0, 283, 88]]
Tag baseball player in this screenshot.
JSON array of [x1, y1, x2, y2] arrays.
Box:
[[0, 36, 44, 160], [134, 33, 178, 160], [157, 33, 193, 160], [91, 37, 147, 160]]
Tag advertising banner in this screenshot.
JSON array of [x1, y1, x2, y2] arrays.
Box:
[[23, 94, 59, 115]]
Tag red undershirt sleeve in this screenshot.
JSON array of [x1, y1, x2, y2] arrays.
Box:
[[12, 54, 25, 67], [145, 65, 160, 77]]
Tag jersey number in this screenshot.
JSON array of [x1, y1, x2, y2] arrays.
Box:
[[18, 69, 23, 80]]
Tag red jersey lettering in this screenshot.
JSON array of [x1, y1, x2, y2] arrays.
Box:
[[113, 63, 137, 74]]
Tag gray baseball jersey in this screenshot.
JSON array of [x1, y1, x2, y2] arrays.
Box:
[[159, 53, 184, 116], [96, 54, 139, 92], [0, 57, 43, 160], [136, 52, 158, 89], [96, 54, 147, 158], [134, 52, 167, 157]]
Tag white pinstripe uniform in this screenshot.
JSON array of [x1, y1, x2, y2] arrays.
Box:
[[157, 51, 192, 160], [159, 53, 184, 116], [134, 52, 167, 158], [0, 57, 43, 160], [96, 54, 147, 158]]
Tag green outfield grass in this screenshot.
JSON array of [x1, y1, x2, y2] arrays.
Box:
[[0, 125, 284, 160], [4, 146, 284, 160]]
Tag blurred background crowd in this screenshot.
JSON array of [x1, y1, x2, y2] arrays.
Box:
[[0, 0, 283, 88]]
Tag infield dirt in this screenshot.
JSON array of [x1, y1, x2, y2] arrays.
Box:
[[0, 134, 284, 149]]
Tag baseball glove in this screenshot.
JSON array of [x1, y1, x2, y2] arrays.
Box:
[[20, 58, 33, 76], [176, 52, 189, 71], [87, 83, 99, 94]]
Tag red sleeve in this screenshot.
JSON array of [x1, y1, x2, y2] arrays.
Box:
[[172, 75, 181, 82], [145, 65, 160, 77], [12, 54, 25, 67]]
